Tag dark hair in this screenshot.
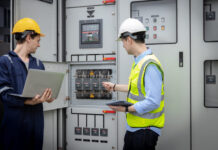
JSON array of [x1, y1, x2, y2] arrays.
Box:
[[132, 32, 145, 43], [14, 30, 39, 44], [121, 31, 145, 44]]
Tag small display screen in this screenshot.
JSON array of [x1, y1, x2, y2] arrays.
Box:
[[81, 24, 100, 44]]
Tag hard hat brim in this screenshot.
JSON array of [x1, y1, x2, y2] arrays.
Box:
[[39, 33, 45, 37], [116, 37, 122, 41], [12, 32, 45, 37]]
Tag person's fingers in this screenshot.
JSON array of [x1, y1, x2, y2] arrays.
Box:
[[41, 88, 49, 99], [45, 88, 51, 98], [47, 90, 52, 101]]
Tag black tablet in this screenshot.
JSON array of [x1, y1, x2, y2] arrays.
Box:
[[106, 100, 133, 107]]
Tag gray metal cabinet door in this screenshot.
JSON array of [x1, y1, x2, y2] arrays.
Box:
[[191, 0, 218, 150], [13, 0, 57, 62], [117, 0, 191, 150]]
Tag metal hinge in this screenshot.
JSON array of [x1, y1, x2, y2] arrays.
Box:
[[65, 96, 70, 101], [66, 69, 69, 74]]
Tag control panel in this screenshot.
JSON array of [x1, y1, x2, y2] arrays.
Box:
[[131, 0, 177, 44], [66, 107, 117, 150], [75, 69, 112, 99], [80, 19, 103, 49], [66, 4, 116, 60], [70, 62, 116, 106]]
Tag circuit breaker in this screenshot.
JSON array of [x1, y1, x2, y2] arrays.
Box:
[[75, 69, 112, 99], [70, 61, 116, 106]]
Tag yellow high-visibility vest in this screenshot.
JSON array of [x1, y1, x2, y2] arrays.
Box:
[[126, 54, 165, 128]]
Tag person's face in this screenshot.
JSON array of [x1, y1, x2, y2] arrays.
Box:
[[27, 35, 41, 53]]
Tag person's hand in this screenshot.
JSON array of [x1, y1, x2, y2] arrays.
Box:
[[24, 88, 53, 105], [108, 105, 126, 112], [46, 97, 55, 103], [102, 82, 115, 92]]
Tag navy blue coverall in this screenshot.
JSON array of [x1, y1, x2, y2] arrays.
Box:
[[0, 51, 45, 150]]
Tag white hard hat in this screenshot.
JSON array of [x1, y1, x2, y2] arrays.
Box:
[[118, 18, 146, 39]]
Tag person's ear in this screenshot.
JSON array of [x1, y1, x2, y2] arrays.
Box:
[[25, 34, 31, 43], [127, 36, 132, 44]]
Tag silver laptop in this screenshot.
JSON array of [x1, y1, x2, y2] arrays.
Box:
[[10, 69, 65, 99]]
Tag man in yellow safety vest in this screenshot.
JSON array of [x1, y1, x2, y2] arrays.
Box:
[[102, 18, 165, 150]]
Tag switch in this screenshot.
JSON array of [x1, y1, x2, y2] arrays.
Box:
[[83, 128, 90, 136], [76, 92, 83, 99], [161, 25, 165, 31], [153, 26, 157, 31], [94, 92, 101, 99], [100, 78, 109, 90], [161, 17, 165, 23], [100, 128, 108, 137], [153, 18, 157, 23], [145, 18, 149, 24], [206, 75, 216, 84], [105, 93, 112, 99], [91, 78, 99, 90], [76, 70, 82, 77], [91, 128, 99, 136], [153, 34, 157, 39], [146, 34, 149, 39], [94, 70, 100, 78], [75, 78, 83, 90], [206, 11, 216, 20], [83, 78, 91, 90], [83, 92, 90, 99], [146, 26, 149, 31], [75, 127, 82, 135]]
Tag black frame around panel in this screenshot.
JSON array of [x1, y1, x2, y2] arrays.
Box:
[[79, 19, 103, 49], [204, 60, 218, 108], [203, 0, 218, 43]]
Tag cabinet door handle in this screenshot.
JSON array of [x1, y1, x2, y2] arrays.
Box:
[[179, 52, 183, 67]]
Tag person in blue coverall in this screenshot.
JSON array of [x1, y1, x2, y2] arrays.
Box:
[[0, 18, 54, 150], [102, 18, 165, 150]]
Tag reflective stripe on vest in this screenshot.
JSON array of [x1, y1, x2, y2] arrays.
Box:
[[131, 108, 165, 119], [36, 58, 40, 67]]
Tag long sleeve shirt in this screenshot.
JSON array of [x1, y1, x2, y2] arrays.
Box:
[[0, 51, 45, 150], [126, 49, 163, 135]]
